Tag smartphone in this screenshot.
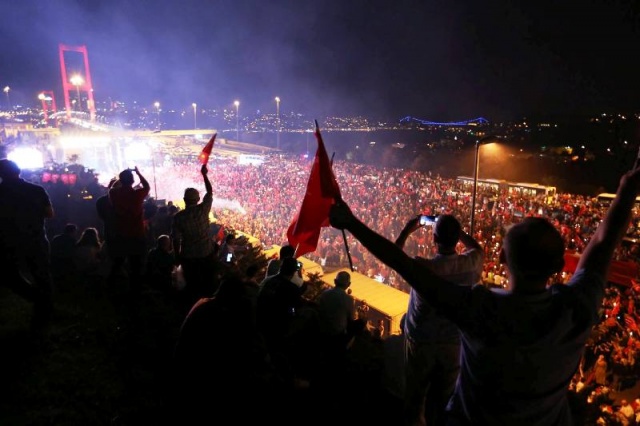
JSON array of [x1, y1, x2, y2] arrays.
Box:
[[419, 215, 437, 226], [226, 253, 233, 263]]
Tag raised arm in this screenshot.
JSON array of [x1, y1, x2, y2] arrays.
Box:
[[134, 166, 150, 191], [201, 165, 212, 195], [395, 215, 421, 249], [330, 201, 450, 295], [577, 164, 640, 276], [459, 230, 482, 252]]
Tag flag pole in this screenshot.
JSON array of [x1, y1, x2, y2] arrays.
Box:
[[329, 149, 354, 272]]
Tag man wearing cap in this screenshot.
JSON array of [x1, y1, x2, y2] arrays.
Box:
[[315, 270, 357, 388], [395, 214, 483, 426], [172, 164, 216, 307], [0, 159, 55, 331], [316, 271, 356, 347]]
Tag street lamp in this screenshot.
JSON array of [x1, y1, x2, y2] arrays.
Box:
[[192, 103, 197, 129], [234, 100, 240, 141], [470, 135, 500, 236], [154, 101, 160, 128], [70, 75, 84, 111], [275, 96, 281, 149], [3, 86, 11, 109]]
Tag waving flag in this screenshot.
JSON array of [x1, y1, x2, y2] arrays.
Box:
[[198, 133, 217, 165], [287, 121, 342, 257]]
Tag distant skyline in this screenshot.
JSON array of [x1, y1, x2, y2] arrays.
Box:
[[2, 1, 640, 121]]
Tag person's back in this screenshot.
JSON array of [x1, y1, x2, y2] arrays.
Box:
[[73, 227, 104, 275], [265, 244, 295, 279], [108, 169, 149, 240], [446, 271, 602, 424], [395, 214, 483, 426], [146, 234, 175, 292], [257, 269, 303, 342], [0, 159, 55, 331], [105, 167, 150, 302], [171, 165, 217, 308], [0, 168, 52, 247], [171, 274, 277, 424], [316, 271, 355, 338], [328, 160, 640, 425]]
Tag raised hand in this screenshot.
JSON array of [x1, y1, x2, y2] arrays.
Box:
[[329, 200, 355, 230]]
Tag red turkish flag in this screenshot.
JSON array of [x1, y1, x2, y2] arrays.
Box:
[[198, 133, 217, 165], [287, 122, 341, 257]]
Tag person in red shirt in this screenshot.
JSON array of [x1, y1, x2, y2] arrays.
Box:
[[107, 167, 150, 302]]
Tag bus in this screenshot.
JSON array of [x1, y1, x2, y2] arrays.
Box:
[[596, 193, 640, 207], [456, 176, 556, 197], [456, 176, 507, 193], [507, 182, 556, 198]]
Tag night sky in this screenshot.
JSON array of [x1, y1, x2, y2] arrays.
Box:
[[1, 0, 640, 121]]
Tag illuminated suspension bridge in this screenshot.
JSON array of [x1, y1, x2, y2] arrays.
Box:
[[399, 116, 489, 126]]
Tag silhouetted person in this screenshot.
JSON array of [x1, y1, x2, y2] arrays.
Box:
[[316, 270, 356, 362], [265, 243, 295, 279], [395, 214, 483, 426], [0, 159, 54, 331], [171, 273, 278, 424], [73, 226, 104, 279], [172, 164, 217, 308], [145, 234, 175, 294], [257, 257, 308, 387], [50, 223, 78, 281], [107, 167, 150, 303], [96, 177, 118, 265], [329, 158, 640, 426]]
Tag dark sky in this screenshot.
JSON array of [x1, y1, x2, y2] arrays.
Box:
[[1, 0, 640, 121]]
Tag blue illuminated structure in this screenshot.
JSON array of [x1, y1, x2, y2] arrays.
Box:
[[399, 116, 489, 126]]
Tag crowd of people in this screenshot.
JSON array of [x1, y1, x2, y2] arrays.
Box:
[[2, 148, 640, 424]]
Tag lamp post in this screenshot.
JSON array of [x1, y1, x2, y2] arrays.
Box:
[[192, 103, 197, 129], [3, 86, 10, 109], [275, 96, 281, 149], [154, 101, 160, 128], [470, 135, 499, 236], [70, 75, 84, 111], [234, 100, 240, 141]]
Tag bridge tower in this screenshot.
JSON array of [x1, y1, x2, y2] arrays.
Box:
[[59, 44, 96, 121], [38, 90, 57, 127]]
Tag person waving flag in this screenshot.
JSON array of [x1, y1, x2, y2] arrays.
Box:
[[198, 133, 217, 165]]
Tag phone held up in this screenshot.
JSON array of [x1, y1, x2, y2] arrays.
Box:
[[419, 215, 438, 226]]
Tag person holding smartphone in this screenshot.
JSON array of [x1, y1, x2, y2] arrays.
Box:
[[393, 214, 483, 426]]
